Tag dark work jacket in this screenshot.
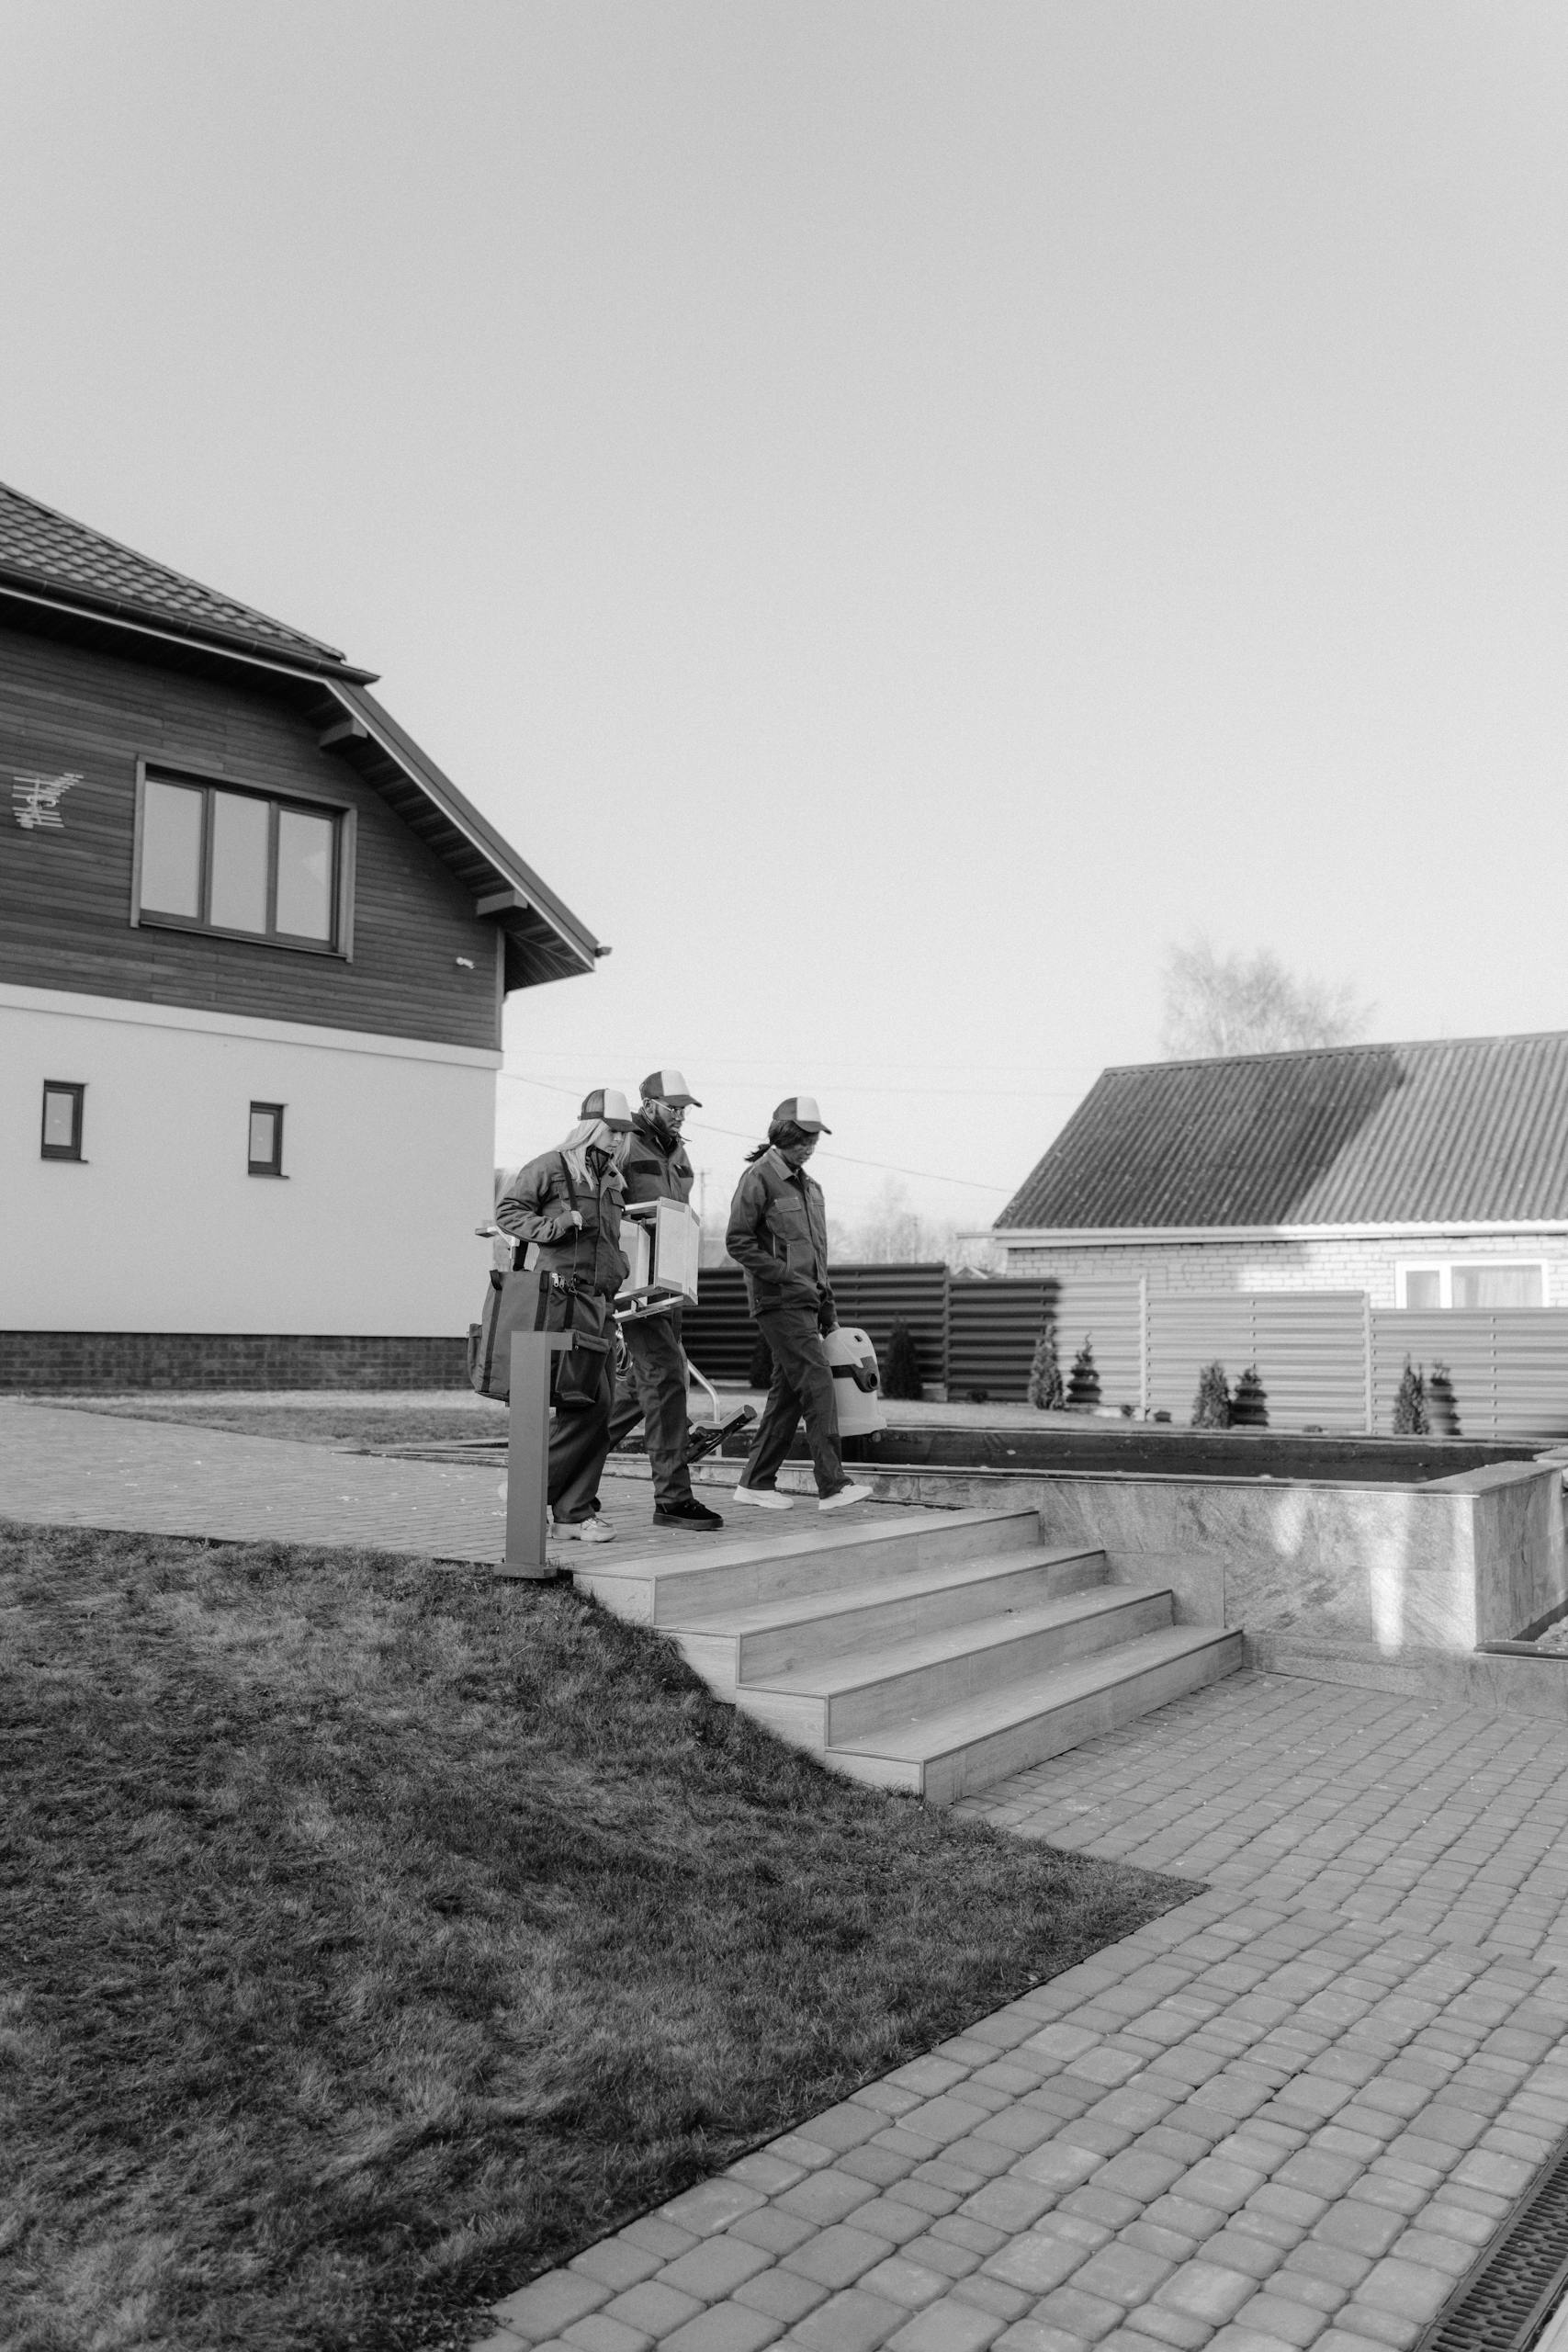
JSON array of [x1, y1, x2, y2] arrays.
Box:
[[726, 1148, 835, 1317], [495, 1145, 627, 1298], [619, 1113, 695, 1206]]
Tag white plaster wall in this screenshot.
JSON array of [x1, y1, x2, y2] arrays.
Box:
[[2, 993, 497, 1333]]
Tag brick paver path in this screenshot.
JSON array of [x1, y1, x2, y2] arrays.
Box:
[[479, 1678, 1568, 2352], [0, 1398, 885, 1567], [6, 1398, 1568, 2352]]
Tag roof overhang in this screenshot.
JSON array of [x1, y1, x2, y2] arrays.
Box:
[[319, 684, 602, 988], [0, 571, 374, 680]]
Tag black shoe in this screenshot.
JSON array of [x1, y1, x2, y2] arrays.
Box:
[[653, 1496, 726, 1532]]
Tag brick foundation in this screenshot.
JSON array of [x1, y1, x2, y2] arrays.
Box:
[[0, 1332, 469, 1392]]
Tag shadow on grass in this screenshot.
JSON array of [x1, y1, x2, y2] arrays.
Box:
[[0, 1518, 1194, 2352]]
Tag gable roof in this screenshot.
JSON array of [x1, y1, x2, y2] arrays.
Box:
[[0, 480, 362, 674], [0, 480, 603, 985], [997, 1032, 1568, 1230]]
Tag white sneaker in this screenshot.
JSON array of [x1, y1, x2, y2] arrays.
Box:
[[737, 1485, 793, 1510], [819, 1483, 874, 1512], [552, 1515, 616, 1543]]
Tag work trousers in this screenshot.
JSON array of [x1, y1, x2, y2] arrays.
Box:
[[547, 1290, 617, 1524], [605, 1307, 694, 1508], [739, 1301, 845, 1499]]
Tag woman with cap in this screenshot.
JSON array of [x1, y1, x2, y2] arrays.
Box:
[[725, 1097, 873, 1513], [495, 1089, 634, 1544]]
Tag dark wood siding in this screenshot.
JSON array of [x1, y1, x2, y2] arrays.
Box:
[[0, 629, 503, 1048]]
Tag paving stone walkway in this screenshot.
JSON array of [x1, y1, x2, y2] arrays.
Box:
[[480, 1674, 1568, 2352], [0, 1397, 883, 1567]]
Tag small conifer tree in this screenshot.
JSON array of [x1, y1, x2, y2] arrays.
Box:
[[1067, 1338, 1100, 1407], [882, 1318, 924, 1401], [1392, 1358, 1429, 1436], [1427, 1363, 1461, 1438], [1191, 1362, 1232, 1429], [1231, 1363, 1269, 1428], [1026, 1317, 1065, 1410]]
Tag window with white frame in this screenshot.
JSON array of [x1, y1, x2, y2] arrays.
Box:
[[1396, 1261, 1547, 1308], [134, 768, 353, 954]]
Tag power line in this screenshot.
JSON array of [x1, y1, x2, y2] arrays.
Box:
[[502, 1065, 1084, 1102], [500, 1046, 1100, 1079], [496, 1071, 1014, 1194]]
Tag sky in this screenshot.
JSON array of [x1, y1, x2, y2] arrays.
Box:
[[4, 2, 1566, 1231]]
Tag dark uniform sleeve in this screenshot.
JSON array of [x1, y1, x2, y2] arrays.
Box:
[[726, 1163, 779, 1285], [496, 1157, 577, 1247]]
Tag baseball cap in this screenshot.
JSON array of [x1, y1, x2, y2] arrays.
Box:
[[580, 1087, 634, 1132], [773, 1094, 831, 1134], [639, 1069, 702, 1108]]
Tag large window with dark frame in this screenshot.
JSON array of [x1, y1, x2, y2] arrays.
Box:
[[136, 771, 349, 952], [40, 1081, 85, 1161]]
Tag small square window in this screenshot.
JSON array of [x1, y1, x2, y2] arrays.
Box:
[[40, 1081, 85, 1160], [248, 1102, 285, 1177]]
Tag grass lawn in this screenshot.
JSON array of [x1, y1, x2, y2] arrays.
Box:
[[2, 1518, 1192, 2352]]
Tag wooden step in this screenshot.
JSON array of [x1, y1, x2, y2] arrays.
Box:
[[827, 1626, 1246, 1804], [572, 1503, 1042, 1626], [730, 1586, 1178, 1749], [666, 1544, 1109, 1695]]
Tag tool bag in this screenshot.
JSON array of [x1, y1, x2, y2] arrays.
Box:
[[469, 1159, 616, 1407], [468, 1270, 613, 1407]]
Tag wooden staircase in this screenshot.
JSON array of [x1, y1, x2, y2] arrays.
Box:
[[573, 1504, 1242, 1804]]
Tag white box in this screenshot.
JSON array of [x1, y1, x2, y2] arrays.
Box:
[[615, 1218, 651, 1301], [649, 1199, 702, 1304]]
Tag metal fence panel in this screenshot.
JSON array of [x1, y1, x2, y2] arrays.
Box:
[[828, 1265, 950, 1389], [682, 1262, 951, 1389], [947, 1280, 1051, 1400], [947, 1279, 1143, 1406], [682, 1265, 755, 1383], [1371, 1310, 1568, 1441], [1146, 1292, 1369, 1430]]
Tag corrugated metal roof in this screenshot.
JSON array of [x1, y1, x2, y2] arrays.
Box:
[[997, 1033, 1568, 1229], [0, 480, 354, 671]]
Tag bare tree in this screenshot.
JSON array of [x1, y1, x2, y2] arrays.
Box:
[[851, 1176, 930, 1263], [1160, 937, 1371, 1059]]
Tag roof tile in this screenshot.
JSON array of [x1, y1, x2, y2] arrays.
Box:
[[0, 479, 348, 667]]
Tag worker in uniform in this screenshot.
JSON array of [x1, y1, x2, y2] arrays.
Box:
[[495, 1088, 634, 1546], [726, 1096, 873, 1513], [606, 1070, 725, 1532]]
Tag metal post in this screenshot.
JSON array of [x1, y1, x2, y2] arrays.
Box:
[[497, 1324, 572, 1579]]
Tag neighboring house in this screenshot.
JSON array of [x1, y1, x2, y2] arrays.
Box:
[[994, 1033, 1568, 1310], [0, 480, 602, 1385]]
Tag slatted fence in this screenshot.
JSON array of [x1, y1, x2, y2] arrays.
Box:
[[1145, 1292, 1370, 1431], [945, 1280, 1144, 1407], [683, 1265, 1568, 1439], [682, 1262, 952, 1390], [1371, 1311, 1568, 1442]]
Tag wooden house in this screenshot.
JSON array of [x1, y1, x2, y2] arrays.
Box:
[[0, 480, 602, 1386]]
